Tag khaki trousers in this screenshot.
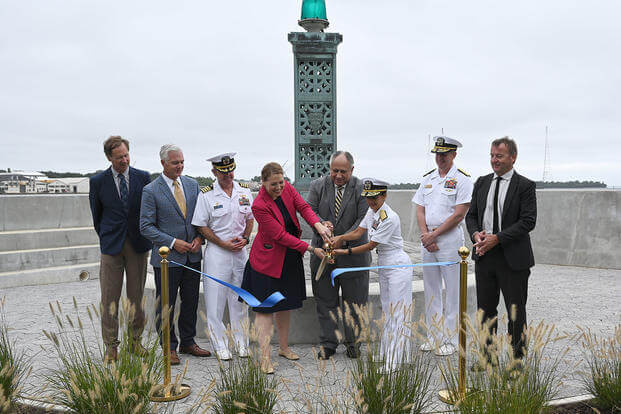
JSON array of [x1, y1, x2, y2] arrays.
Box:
[[99, 239, 148, 347]]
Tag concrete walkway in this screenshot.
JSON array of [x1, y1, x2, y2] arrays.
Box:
[[3, 262, 620, 413]]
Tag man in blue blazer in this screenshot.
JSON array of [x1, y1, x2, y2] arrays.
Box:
[[89, 136, 153, 363], [140, 144, 211, 365]]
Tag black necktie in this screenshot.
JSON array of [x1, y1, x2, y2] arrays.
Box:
[[492, 176, 502, 234]]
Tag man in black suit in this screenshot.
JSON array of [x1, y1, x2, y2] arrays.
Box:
[[465, 136, 536, 359], [307, 151, 371, 359], [89, 136, 152, 362]]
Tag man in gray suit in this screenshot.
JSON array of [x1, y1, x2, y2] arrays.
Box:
[[140, 144, 211, 365], [307, 151, 371, 359]]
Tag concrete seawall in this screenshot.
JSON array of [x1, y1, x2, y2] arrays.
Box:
[[1, 189, 619, 288], [383, 189, 621, 270]]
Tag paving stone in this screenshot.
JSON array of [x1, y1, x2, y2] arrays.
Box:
[[2, 262, 619, 413]]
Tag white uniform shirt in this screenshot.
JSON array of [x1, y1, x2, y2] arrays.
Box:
[[482, 168, 514, 234], [412, 164, 473, 228], [191, 181, 254, 241], [359, 202, 403, 255]]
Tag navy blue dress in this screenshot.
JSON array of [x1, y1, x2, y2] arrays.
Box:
[[241, 196, 307, 313]]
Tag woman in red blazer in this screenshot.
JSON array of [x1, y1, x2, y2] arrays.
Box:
[[241, 162, 330, 373]]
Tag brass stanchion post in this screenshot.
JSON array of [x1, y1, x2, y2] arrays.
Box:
[[150, 246, 191, 402], [438, 246, 470, 405]]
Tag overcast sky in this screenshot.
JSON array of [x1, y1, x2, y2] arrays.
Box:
[[1, 0, 619, 185]]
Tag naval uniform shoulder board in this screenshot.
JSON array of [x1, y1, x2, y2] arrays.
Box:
[[379, 209, 388, 221], [200, 185, 213, 193], [423, 168, 436, 177], [457, 168, 470, 177], [238, 182, 249, 189]]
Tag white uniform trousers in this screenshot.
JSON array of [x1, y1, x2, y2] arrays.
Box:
[[377, 249, 413, 369], [421, 226, 463, 347], [203, 244, 249, 353]]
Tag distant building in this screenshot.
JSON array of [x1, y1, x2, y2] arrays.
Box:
[[0, 172, 90, 194], [51, 177, 90, 193], [0, 171, 46, 193]]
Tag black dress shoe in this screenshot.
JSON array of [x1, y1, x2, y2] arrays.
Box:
[[318, 347, 336, 360], [346, 346, 361, 359]]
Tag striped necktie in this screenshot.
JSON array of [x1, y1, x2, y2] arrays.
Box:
[[118, 173, 128, 210], [173, 180, 187, 217], [334, 185, 344, 218]]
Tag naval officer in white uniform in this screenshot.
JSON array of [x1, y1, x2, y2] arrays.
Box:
[[332, 178, 412, 371], [412, 136, 473, 356], [191, 153, 254, 360]]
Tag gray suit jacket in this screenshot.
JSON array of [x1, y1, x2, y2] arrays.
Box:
[[306, 175, 371, 274], [139, 174, 202, 268]]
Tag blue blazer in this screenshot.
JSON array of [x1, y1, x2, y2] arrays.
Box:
[[89, 166, 153, 255], [139, 174, 202, 268]]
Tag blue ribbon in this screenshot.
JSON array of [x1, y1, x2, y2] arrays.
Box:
[[169, 260, 285, 308], [330, 261, 459, 286]]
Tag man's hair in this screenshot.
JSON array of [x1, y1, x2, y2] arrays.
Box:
[[330, 151, 354, 169], [159, 144, 182, 162], [261, 162, 284, 181], [491, 136, 518, 157], [103, 136, 129, 158]]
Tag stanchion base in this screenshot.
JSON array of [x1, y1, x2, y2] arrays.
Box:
[[149, 383, 191, 402], [438, 388, 469, 405]]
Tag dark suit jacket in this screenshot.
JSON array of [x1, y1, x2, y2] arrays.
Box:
[[139, 174, 202, 268], [89, 166, 152, 255], [249, 182, 319, 279], [306, 175, 371, 272], [465, 171, 537, 270]]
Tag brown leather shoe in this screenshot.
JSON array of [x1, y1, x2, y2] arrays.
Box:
[[179, 343, 211, 357], [104, 346, 118, 364], [170, 350, 180, 366]]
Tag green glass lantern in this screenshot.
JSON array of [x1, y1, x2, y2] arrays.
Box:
[[301, 0, 327, 20], [299, 0, 329, 32]]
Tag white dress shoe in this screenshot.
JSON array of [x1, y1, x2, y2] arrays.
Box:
[[434, 343, 456, 356], [216, 349, 233, 361]]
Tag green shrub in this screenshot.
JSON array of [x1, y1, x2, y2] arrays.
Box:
[[0, 297, 29, 413], [581, 325, 621, 412], [44, 298, 161, 414]]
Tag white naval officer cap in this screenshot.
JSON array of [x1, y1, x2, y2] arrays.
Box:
[[431, 136, 462, 153], [207, 152, 236, 173], [361, 178, 389, 197]]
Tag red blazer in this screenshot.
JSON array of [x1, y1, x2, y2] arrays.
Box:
[[249, 181, 319, 279]]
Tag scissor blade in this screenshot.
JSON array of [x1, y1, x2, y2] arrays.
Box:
[[315, 256, 329, 281]]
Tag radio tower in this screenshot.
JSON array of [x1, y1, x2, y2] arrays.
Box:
[[542, 126, 551, 182]]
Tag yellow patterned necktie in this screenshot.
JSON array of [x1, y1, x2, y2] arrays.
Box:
[[173, 180, 187, 217], [335, 185, 344, 217]]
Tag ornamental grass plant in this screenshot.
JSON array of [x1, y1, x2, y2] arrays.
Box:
[[580, 325, 621, 412], [347, 303, 434, 414], [44, 297, 162, 414], [440, 310, 568, 414], [0, 297, 30, 413], [212, 347, 278, 414]]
